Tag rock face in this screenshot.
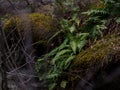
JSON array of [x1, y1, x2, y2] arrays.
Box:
[[67, 35, 120, 90]]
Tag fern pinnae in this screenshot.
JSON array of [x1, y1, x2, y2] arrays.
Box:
[[77, 40, 87, 52], [47, 47, 59, 57], [70, 40, 77, 54], [46, 73, 59, 79], [64, 55, 75, 69], [51, 49, 72, 64]]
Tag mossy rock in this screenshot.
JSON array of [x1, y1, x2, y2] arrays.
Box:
[[3, 13, 59, 56], [67, 35, 120, 89], [3, 13, 58, 43], [72, 35, 120, 68]]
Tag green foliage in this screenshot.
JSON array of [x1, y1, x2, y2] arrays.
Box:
[[81, 0, 120, 39], [82, 4, 108, 39], [100, 0, 120, 15], [83, 16, 107, 39]]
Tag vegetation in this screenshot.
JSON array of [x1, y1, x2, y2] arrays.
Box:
[[0, 0, 120, 90]]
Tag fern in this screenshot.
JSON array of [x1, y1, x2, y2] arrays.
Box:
[[102, 0, 120, 15], [82, 9, 109, 17], [83, 8, 107, 39]]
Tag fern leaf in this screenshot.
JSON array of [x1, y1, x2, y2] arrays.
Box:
[[82, 10, 108, 16], [51, 49, 72, 64], [69, 24, 76, 33], [49, 83, 57, 90], [70, 40, 77, 54], [58, 38, 69, 50], [55, 49, 72, 57], [77, 40, 87, 52], [46, 73, 59, 79], [64, 55, 75, 69], [58, 59, 66, 70], [47, 47, 59, 57], [77, 33, 89, 40]]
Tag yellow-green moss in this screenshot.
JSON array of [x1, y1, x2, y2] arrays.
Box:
[[3, 16, 23, 32], [28, 13, 58, 40], [3, 13, 58, 42], [28, 13, 54, 32]]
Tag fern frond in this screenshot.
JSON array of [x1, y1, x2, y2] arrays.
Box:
[[82, 9, 108, 16], [78, 40, 87, 51], [69, 40, 77, 54], [64, 55, 75, 69], [51, 49, 72, 64]]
